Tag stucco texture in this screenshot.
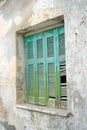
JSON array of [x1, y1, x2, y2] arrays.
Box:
[[0, 0, 87, 130]]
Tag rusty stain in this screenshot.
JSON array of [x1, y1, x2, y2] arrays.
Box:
[[66, 113, 74, 118]]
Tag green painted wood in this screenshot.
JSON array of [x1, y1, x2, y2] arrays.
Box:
[[25, 25, 66, 108], [45, 29, 57, 108], [47, 36, 54, 57], [34, 35, 38, 103], [25, 38, 30, 102], [55, 28, 61, 101], [59, 33, 65, 56], [43, 32, 48, 105], [28, 64, 34, 102], [48, 63, 55, 97], [37, 39, 43, 58], [36, 33, 46, 105], [58, 26, 67, 109], [28, 41, 33, 59]]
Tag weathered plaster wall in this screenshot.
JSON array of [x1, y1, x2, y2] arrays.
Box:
[[0, 0, 37, 129], [63, 0, 87, 129], [0, 0, 87, 130]]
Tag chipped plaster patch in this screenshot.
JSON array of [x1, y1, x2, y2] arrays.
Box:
[[33, 0, 53, 11], [0, 44, 5, 58], [0, 15, 12, 38], [28, 0, 63, 25], [9, 57, 16, 76], [14, 16, 22, 26], [28, 8, 57, 25], [40, 0, 53, 9]]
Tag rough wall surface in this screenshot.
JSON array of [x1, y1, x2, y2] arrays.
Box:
[[0, 0, 87, 130]]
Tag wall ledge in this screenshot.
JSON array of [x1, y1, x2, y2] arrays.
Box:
[[16, 103, 71, 117]]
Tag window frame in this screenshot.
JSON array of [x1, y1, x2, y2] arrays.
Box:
[[16, 16, 73, 116]]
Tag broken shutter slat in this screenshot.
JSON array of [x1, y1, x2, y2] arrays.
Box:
[[58, 26, 67, 109]]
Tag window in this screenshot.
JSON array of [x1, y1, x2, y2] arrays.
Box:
[[24, 25, 67, 109]]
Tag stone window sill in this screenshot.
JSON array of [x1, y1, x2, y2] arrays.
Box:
[[16, 103, 71, 117]]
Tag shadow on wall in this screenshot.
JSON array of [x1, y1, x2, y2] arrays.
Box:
[[0, 121, 16, 130], [0, 98, 16, 129]]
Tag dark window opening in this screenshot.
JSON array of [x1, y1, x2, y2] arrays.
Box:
[[61, 75, 66, 84]]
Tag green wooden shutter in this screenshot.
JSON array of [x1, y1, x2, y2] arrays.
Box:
[[58, 27, 67, 109], [28, 41, 34, 102], [36, 34, 45, 105], [45, 30, 57, 108], [47, 36, 55, 98], [37, 38, 44, 99], [25, 36, 35, 103], [25, 25, 67, 109]]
